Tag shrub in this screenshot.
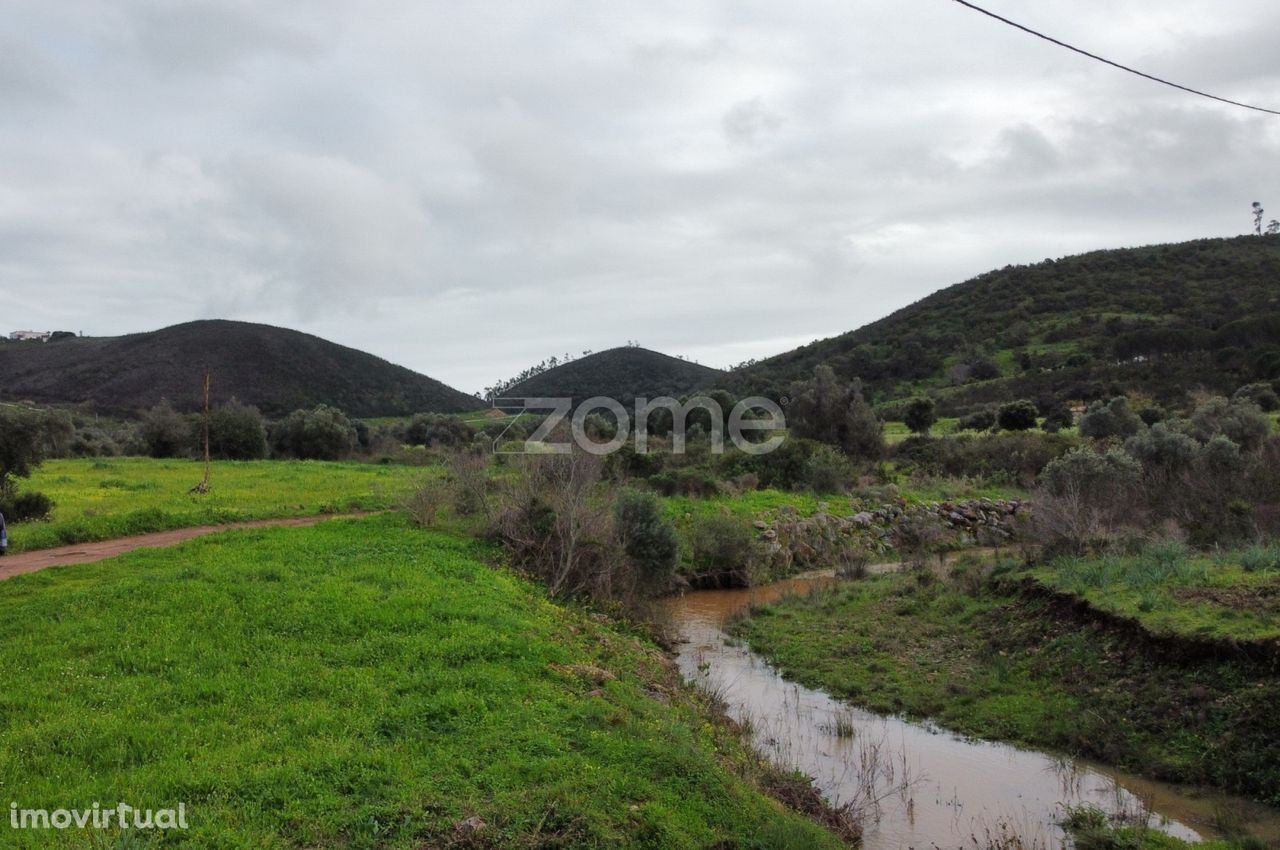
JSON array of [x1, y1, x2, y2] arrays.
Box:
[[996, 399, 1039, 432], [968, 358, 1001, 381], [956, 408, 997, 432], [1079, 397, 1143, 440], [803, 444, 856, 494], [893, 432, 1074, 484], [272, 405, 357, 460], [0, 489, 54, 522], [723, 438, 822, 491], [476, 417, 528, 444], [605, 444, 664, 480], [1234, 382, 1280, 413], [0, 406, 71, 491], [787, 366, 884, 459], [903, 397, 938, 435], [402, 477, 449, 528], [138, 401, 193, 459], [614, 488, 678, 588], [490, 453, 627, 600], [647, 468, 720, 498], [1137, 404, 1167, 427], [1039, 402, 1075, 434], [689, 514, 757, 581], [208, 400, 268, 460], [1036, 446, 1142, 554], [445, 449, 490, 517], [1189, 397, 1271, 451], [404, 413, 475, 449], [69, 426, 120, 457], [1239, 545, 1280, 573]]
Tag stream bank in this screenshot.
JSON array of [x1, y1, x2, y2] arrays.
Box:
[[666, 570, 1280, 849]]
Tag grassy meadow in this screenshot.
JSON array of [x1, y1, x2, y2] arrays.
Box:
[[4, 458, 428, 553], [1028, 543, 1280, 642], [0, 514, 844, 849]]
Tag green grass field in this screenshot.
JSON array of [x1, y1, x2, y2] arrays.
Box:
[[0, 515, 843, 848], [6, 458, 429, 553], [1029, 544, 1280, 642]]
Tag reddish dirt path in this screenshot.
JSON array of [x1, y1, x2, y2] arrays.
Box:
[[0, 514, 364, 583]]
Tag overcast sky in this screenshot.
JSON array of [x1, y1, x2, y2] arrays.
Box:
[[3, 1, 1278, 394]]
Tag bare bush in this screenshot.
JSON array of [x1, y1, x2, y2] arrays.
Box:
[[490, 452, 632, 601], [401, 477, 449, 528], [446, 449, 491, 518], [893, 512, 948, 570]]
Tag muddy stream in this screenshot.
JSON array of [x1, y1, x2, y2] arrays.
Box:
[[664, 571, 1280, 849]]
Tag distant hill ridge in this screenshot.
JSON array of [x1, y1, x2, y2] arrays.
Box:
[[502, 346, 723, 407], [0, 319, 480, 417], [732, 236, 1280, 413]]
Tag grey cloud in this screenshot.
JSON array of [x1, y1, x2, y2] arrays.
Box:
[[128, 1, 326, 75], [1, 0, 1278, 392], [722, 97, 783, 146]]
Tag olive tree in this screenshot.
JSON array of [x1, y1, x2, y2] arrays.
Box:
[[903, 397, 938, 436]]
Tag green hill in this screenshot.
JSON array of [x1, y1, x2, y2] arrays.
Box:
[[734, 236, 1280, 413], [501, 347, 723, 408], [0, 320, 481, 417]]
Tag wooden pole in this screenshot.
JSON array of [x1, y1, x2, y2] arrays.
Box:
[[191, 369, 212, 494]]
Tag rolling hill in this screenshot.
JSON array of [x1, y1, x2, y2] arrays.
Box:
[[733, 236, 1280, 414], [500, 347, 723, 408], [0, 320, 481, 417]]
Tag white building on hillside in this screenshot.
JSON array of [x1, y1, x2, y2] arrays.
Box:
[[8, 330, 51, 342]]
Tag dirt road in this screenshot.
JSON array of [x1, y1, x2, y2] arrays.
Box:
[[0, 514, 361, 583]]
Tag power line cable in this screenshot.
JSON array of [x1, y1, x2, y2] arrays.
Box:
[[950, 0, 1280, 116]]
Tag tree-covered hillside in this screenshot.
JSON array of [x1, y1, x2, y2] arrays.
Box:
[[0, 320, 481, 417], [501, 346, 723, 408], [732, 236, 1280, 413]]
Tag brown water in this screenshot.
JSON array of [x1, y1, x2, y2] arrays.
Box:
[[665, 572, 1280, 850]]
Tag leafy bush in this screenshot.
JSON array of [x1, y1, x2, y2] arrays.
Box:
[[1234, 382, 1280, 412], [0, 489, 54, 522], [955, 408, 997, 432], [1079, 396, 1143, 440], [1036, 446, 1143, 554], [208, 400, 268, 460], [1041, 446, 1143, 500], [404, 413, 476, 449], [604, 444, 664, 480], [272, 405, 358, 460], [1123, 423, 1199, 487], [69, 425, 120, 457], [647, 468, 720, 498], [892, 432, 1073, 483], [689, 514, 757, 581], [996, 399, 1039, 432], [1137, 404, 1167, 427], [787, 366, 884, 459], [613, 488, 678, 587], [803, 444, 857, 494], [720, 438, 818, 491], [139, 401, 193, 459], [903, 397, 938, 435], [1188, 397, 1271, 451], [1039, 402, 1075, 434], [0, 406, 71, 490]]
